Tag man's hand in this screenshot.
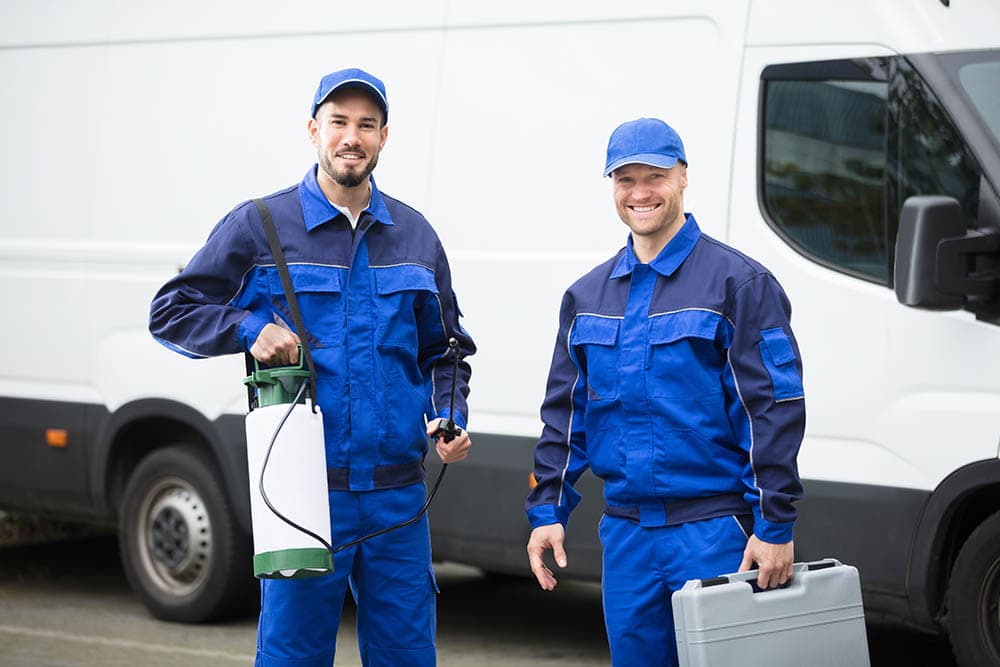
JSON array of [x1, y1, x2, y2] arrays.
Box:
[[527, 523, 567, 591], [426, 419, 472, 463], [739, 536, 794, 589], [250, 323, 301, 366]]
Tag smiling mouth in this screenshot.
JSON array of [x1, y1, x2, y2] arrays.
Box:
[[629, 204, 661, 213], [336, 152, 366, 161]]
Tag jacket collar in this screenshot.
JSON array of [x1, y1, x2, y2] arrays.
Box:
[[610, 213, 700, 279], [299, 165, 395, 232]]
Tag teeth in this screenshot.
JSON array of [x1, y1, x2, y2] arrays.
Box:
[[632, 205, 658, 212]]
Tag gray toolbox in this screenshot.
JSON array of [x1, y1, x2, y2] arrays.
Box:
[[672, 558, 870, 667]]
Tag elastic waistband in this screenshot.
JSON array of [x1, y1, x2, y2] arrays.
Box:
[[327, 460, 424, 491], [604, 492, 749, 528]]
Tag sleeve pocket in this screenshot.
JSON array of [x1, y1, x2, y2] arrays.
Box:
[[759, 327, 803, 401]]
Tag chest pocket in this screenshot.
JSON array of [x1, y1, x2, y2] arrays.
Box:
[[570, 315, 621, 401], [647, 311, 725, 399], [267, 264, 344, 346], [373, 264, 438, 351]]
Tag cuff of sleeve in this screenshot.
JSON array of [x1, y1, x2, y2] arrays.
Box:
[[526, 505, 570, 530], [752, 509, 794, 544], [238, 313, 270, 352]]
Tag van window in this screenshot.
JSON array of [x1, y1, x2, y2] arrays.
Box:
[[761, 57, 985, 286], [891, 59, 982, 232], [761, 64, 889, 283]]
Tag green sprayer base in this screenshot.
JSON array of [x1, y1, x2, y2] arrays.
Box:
[[254, 548, 334, 579]]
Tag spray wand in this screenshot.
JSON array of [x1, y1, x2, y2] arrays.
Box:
[[332, 337, 462, 552]]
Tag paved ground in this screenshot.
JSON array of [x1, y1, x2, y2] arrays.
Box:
[[0, 530, 956, 666]]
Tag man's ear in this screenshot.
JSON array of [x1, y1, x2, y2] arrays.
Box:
[[307, 117, 319, 146]]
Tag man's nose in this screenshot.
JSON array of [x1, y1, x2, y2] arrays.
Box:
[[340, 124, 360, 145], [630, 184, 651, 200]]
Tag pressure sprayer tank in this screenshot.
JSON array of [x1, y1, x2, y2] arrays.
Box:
[[244, 360, 333, 578]]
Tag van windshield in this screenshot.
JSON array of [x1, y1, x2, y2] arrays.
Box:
[[957, 60, 1000, 146], [939, 50, 1000, 149]]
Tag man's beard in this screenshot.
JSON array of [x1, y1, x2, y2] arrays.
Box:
[[320, 150, 380, 188]]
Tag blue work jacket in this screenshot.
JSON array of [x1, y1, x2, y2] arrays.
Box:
[[526, 215, 804, 544], [150, 166, 474, 491]]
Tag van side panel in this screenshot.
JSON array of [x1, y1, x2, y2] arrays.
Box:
[[0, 398, 92, 514]]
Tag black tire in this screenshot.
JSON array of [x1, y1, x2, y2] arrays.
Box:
[[118, 444, 256, 623], [947, 509, 1000, 667]]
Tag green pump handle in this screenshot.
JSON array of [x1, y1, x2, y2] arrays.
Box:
[[243, 345, 311, 408]]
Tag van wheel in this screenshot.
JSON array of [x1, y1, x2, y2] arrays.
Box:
[[947, 510, 1000, 667], [118, 444, 255, 623]]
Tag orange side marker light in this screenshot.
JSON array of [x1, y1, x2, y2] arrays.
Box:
[[46, 429, 68, 448]]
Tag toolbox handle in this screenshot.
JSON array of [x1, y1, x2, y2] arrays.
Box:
[[699, 558, 843, 591]]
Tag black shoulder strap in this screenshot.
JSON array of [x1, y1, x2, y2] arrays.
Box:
[[251, 198, 318, 408]]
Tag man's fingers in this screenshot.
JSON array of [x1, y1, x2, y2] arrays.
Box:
[[435, 432, 472, 463], [527, 546, 556, 590], [738, 549, 754, 573], [552, 541, 568, 569], [527, 525, 565, 591], [757, 564, 774, 589], [437, 440, 469, 463], [250, 324, 301, 365]]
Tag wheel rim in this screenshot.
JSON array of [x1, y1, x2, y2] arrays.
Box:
[[980, 557, 1000, 661], [134, 476, 213, 597]]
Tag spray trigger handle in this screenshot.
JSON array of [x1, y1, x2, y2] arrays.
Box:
[[433, 420, 462, 443]]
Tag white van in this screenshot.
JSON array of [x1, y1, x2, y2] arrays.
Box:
[[1, 0, 998, 663]]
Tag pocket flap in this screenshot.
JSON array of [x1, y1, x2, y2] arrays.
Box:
[[374, 264, 439, 295], [269, 264, 342, 294], [571, 315, 620, 346], [761, 327, 796, 365], [649, 310, 721, 345]]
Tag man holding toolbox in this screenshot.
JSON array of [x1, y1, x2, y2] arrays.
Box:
[[525, 117, 806, 666]]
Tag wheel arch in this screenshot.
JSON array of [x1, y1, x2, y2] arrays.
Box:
[[907, 459, 1000, 628], [92, 399, 251, 534]]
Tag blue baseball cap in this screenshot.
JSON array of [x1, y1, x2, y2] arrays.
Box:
[[603, 118, 687, 177], [311, 68, 388, 121]]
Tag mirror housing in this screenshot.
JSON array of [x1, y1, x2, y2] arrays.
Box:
[[894, 195, 1000, 313]]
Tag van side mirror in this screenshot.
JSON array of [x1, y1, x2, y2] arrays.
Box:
[[894, 195, 1000, 312]]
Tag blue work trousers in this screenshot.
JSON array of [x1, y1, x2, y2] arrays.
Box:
[[255, 482, 438, 666], [599, 513, 749, 666]]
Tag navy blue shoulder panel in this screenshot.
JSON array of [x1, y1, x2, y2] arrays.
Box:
[[650, 234, 773, 317], [565, 248, 630, 317], [367, 192, 443, 269]]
